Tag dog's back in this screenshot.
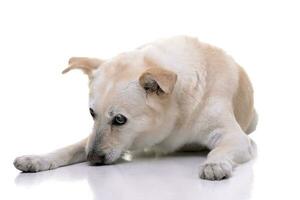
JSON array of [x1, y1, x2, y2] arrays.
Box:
[[233, 66, 257, 134], [142, 36, 257, 135]]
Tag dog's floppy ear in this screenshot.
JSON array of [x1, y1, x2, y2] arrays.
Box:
[[139, 67, 177, 95], [62, 57, 103, 77]]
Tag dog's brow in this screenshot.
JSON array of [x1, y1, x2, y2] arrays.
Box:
[[108, 111, 114, 117]]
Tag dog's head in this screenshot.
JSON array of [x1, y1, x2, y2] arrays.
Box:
[[63, 53, 177, 165]]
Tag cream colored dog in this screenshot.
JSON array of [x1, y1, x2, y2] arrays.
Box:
[[14, 36, 257, 180]]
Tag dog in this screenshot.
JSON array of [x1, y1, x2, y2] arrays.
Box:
[[13, 36, 257, 180]]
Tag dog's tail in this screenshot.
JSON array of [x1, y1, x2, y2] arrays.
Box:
[[246, 109, 258, 134]]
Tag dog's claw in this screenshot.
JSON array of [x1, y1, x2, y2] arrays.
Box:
[[199, 160, 233, 180]]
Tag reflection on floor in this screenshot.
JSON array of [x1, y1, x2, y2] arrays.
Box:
[[15, 152, 254, 200]]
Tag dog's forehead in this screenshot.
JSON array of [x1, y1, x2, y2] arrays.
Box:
[[93, 51, 146, 82], [89, 79, 144, 116], [89, 54, 146, 112]]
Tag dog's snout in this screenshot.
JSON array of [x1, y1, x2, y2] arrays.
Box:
[[87, 151, 106, 165]]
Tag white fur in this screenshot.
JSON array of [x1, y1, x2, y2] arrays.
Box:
[[14, 36, 257, 181]]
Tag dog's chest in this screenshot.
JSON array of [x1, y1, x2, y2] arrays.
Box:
[[151, 120, 210, 153]]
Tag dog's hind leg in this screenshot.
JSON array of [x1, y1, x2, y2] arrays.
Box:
[[13, 138, 88, 172]]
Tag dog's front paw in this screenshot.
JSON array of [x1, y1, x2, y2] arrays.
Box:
[[199, 160, 233, 180], [13, 155, 54, 172]]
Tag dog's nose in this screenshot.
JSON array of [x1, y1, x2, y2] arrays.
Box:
[[87, 151, 106, 165]]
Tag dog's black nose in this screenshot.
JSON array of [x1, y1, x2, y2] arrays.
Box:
[[87, 151, 106, 165]]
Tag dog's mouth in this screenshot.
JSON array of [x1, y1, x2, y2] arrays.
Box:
[[87, 149, 122, 165], [87, 152, 106, 165]]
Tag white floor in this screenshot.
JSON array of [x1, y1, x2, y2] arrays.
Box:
[[11, 153, 255, 200], [4, 123, 300, 200]]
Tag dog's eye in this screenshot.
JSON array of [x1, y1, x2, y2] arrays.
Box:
[[112, 114, 127, 126], [89, 108, 96, 119]]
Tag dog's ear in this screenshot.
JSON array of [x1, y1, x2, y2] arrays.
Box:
[[139, 67, 177, 95], [62, 57, 103, 78]]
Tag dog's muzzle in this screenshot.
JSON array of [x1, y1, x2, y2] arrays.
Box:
[[87, 151, 106, 165]]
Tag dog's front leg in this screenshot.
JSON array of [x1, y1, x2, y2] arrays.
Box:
[[14, 138, 87, 172], [199, 126, 256, 180]]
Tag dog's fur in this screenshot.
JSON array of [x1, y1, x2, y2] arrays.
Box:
[[14, 36, 257, 180]]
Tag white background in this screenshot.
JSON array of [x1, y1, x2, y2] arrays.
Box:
[[0, 0, 299, 200]]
